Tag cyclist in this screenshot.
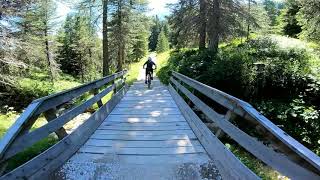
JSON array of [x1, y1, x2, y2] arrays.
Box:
[[143, 57, 157, 84]]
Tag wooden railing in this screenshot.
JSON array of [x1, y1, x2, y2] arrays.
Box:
[[169, 71, 320, 180], [0, 70, 128, 179]]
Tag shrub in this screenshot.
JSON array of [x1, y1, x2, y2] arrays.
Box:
[[158, 36, 320, 154]]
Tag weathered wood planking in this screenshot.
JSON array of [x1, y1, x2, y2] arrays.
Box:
[[171, 77, 319, 179], [97, 126, 190, 131], [33, 71, 126, 116], [116, 103, 178, 108], [172, 71, 320, 173], [84, 139, 201, 148], [122, 96, 173, 100], [105, 114, 186, 122], [101, 121, 189, 127], [93, 129, 195, 136], [169, 84, 259, 180], [0, 71, 127, 165], [78, 145, 206, 155], [0, 102, 41, 160], [90, 134, 197, 141], [43, 108, 68, 140], [69, 153, 210, 164], [0, 86, 128, 180], [110, 108, 181, 116], [55, 79, 213, 180], [2, 85, 116, 161]]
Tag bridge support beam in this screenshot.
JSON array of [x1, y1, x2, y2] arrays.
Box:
[[44, 108, 68, 140]]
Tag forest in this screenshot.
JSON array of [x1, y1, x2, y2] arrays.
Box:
[[1, 0, 320, 179]]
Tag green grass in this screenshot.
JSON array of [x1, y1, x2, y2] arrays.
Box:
[[156, 51, 171, 74], [0, 113, 57, 172], [18, 72, 82, 98], [126, 58, 146, 85], [226, 143, 286, 180]]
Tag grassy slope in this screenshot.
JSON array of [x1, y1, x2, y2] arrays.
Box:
[[156, 51, 171, 74], [127, 58, 146, 85]]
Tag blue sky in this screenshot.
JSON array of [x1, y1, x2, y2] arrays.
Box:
[[57, 0, 284, 20], [57, 0, 177, 20]]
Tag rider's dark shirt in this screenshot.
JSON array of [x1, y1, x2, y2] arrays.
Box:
[[144, 60, 156, 70]]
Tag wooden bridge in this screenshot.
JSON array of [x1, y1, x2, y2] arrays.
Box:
[[0, 70, 320, 179]]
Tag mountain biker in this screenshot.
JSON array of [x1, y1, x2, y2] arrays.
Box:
[[143, 57, 157, 84]]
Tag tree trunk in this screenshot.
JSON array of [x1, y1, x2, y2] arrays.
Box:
[[102, 0, 109, 76], [117, 0, 123, 72], [44, 3, 54, 83], [44, 30, 54, 83], [247, 0, 251, 40], [208, 0, 220, 54], [199, 0, 207, 50]]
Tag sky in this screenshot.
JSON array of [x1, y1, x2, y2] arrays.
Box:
[[56, 0, 284, 25], [147, 0, 178, 18], [57, 0, 177, 20]]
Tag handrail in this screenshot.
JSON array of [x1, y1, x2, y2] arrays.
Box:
[[1, 83, 128, 179], [0, 70, 127, 166], [170, 71, 320, 178]]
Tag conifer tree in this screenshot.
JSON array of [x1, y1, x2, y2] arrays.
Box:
[[279, 0, 301, 38], [156, 30, 170, 53], [149, 16, 162, 51], [298, 0, 320, 41]]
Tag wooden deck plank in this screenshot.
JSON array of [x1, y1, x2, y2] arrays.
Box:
[[110, 107, 181, 115], [93, 129, 195, 136], [101, 121, 189, 127], [68, 153, 210, 164], [116, 103, 177, 108], [107, 114, 184, 118], [84, 139, 201, 148], [78, 145, 206, 155], [57, 79, 216, 180], [97, 126, 190, 131], [90, 134, 197, 141], [119, 99, 176, 104]]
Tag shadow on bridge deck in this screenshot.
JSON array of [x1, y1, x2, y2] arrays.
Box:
[[54, 79, 221, 180]]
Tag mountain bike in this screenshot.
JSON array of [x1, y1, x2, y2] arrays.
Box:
[[146, 71, 152, 89], [144, 68, 156, 89]]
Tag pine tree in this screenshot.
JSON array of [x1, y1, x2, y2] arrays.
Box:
[[263, 0, 278, 26], [16, 0, 59, 82], [148, 16, 161, 51], [279, 0, 301, 38], [109, 0, 150, 71], [156, 30, 170, 53], [130, 13, 150, 62], [298, 0, 320, 41], [57, 12, 99, 82]]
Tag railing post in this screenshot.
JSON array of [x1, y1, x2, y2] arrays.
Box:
[[215, 110, 237, 138], [122, 71, 127, 87], [112, 74, 117, 95], [188, 89, 195, 106], [93, 88, 103, 108], [44, 108, 68, 140], [0, 161, 8, 176]]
